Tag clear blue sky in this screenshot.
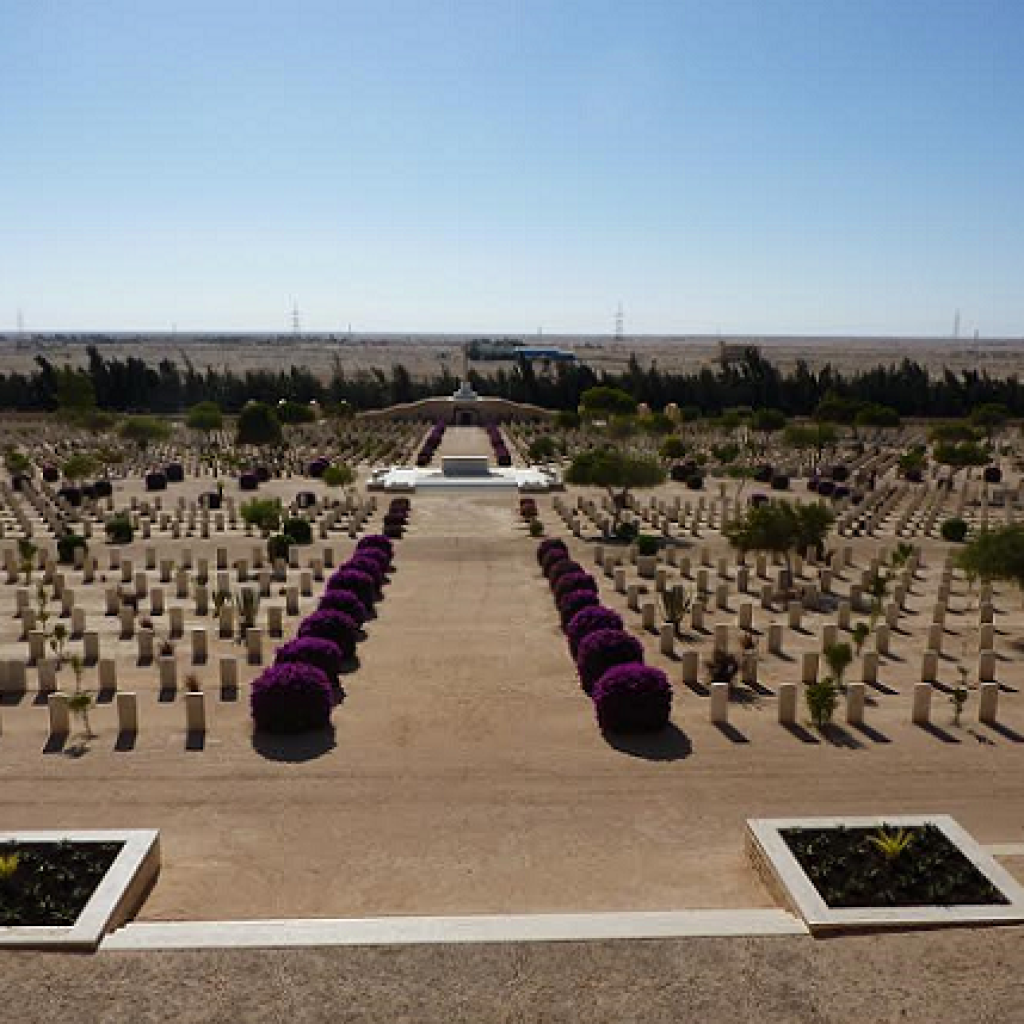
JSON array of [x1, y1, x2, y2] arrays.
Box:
[[2, 0, 1022, 336]]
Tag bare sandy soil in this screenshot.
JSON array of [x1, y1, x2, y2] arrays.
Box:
[[4, 928, 1024, 1024]]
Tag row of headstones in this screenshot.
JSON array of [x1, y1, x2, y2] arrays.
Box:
[[11, 690, 205, 743], [704, 679, 1002, 730], [0, 651, 245, 697], [3, 541, 344, 585]]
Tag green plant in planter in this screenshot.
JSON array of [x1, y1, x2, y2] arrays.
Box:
[[852, 621, 870, 655], [0, 852, 20, 882], [635, 534, 660, 557], [660, 584, 692, 638], [868, 826, 914, 862], [806, 676, 838, 729]]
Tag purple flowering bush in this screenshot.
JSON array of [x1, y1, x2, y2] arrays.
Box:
[[326, 568, 377, 610], [557, 588, 600, 628], [357, 534, 393, 564], [297, 609, 358, 660], [275, 636, 345, 681], [317, 588, 368, 625], [250, 661, 334, 734], [592, 663, 672, 733], [575, 628, 645, 694], [547, 559, 583, 587], [553, 571, 598, 604], [537, 538, 568, 567], [566, 606, 625, 657]]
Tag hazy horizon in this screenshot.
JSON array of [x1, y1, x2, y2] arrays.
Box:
[[3, 0, 1023, 336]]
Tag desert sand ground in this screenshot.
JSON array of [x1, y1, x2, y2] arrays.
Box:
[[1, 424, 1023, 1022]]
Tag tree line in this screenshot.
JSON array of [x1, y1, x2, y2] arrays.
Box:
[[1, 344, 1023, 418]]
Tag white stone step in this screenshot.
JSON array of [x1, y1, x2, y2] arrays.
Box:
[[103, 909, 806, 950]]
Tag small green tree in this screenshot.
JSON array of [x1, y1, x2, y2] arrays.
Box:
[[823, 642, 853, 692], [528, 436, 558, 462], [852, 621, 870, 655], [564, 449, 666, 537], [237, 402, 283, 446], [186, 401, 224, 434], [957, 525, 1024, 598], [723, 500, 834, 583], [970, 403, 1010, 441], [806, 677, 838, 730], [659, 435, 687, 460], [240, 498, 282, 536], [579, 386, 637, 419], [66, 654, 94, 742], [119, 416, 171, 451], [322, 465, 355, 487], [17, 539, 37, 583], [934, 440, 989, 481], [276, 400, 317, 426], [61, 454, 97, 481]]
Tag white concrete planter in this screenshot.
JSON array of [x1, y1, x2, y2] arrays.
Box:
[[747, 815, 1024, 935], [0, 829, 160, 950]]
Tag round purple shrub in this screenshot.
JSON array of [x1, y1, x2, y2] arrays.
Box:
[[318, 588, 368, 626], [547, 558, 582, 587], [558, 588, 600, 627], [275, 636, 344, 681], [325, 568, 376, 610], [353, 546, 390, 575], [576, 629, 645, 694], [553, 571, 598, 604], [250, 661, 333, 734], [566, 606, 625, 657], [297, 609, 359, 660], [308, 457, 330, 478], [592, 663, 673, 733], [537, 538, 568, 567], [357, 534, 393, 564], [344, 556, 385, 590]]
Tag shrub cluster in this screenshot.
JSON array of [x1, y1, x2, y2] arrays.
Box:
[[251, 534, 396, 734], [538, 540, 672, 734], [485, 421, 512, 466], [416, 420, 446, 466]]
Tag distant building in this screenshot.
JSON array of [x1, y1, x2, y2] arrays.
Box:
[[515, 347, 577, 363]]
